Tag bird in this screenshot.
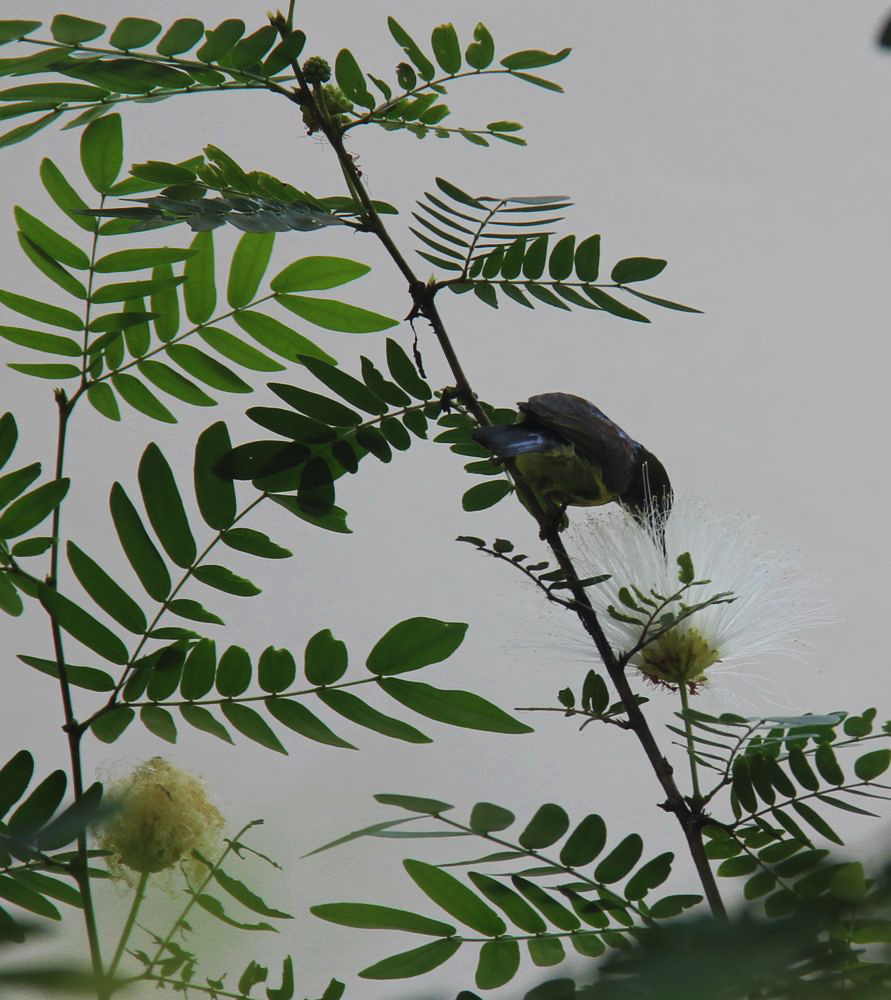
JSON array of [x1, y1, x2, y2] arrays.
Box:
[[473, 392, 672, 534]]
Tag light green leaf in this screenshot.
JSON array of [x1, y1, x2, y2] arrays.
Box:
[[277, 294, 397, 333], [15, 208, 89, 270], [0, 290, 82, 330], [111, 372, 176, 423], [0, 325, 81, 357], [94, 247, 195, 273], [51, 14, 105, 43], [500, 48, 571, 70], [271, 256, 371, 293], [184, 230, 216, 324], [140, 705, 177, 743], [227, 231, 274, 308], [233, 310, 334, 364]]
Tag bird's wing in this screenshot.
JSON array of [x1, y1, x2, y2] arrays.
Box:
[[520, 393, 640, 491]]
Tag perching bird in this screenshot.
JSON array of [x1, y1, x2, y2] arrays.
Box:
[[473, 392, 672, 531]]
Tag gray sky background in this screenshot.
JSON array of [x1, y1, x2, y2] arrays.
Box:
[[2, 2, 891, 997]]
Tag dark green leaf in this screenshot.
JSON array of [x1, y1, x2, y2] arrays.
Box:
[[0, 478, 69, 539], [0, 875, 60, 920], [220, 702, 285, 754], [156, 18, 205, 56], [234, 310, 335, 364], [179, 639, 216, 699], [855, 749, 891, 781], [512, 877, 579, 930], [594, 834, 643, 883], [196, 19, 245, 64], [193, 564, 260, 596], [271, 494, 351, 534], [270, 383, 361, 426], [468, 873, 545, 933], [80, 114, 122, 194], [137, 443, 197, 568], [316, 688, 431, 744], [221, 527, 290, 559], [67, 541, 146, 634], [475, 938, 519, 991], [194, 421, 236, 530], [213, 645, 251, 697], [194, 891, 274, 931], [37, 584, 128, 665], [167, 344, 250, 393], [387, 17, 436, 81], [214, 867, 291, 919], [366, 617, 467, 676], [404, 859, 504, 935], [266, 698, 354, 749], [140, 705, 176, 743], [385, 338, 430, 399], [110, 373, 176, 422], [110, 481, 170, 601], [0, 413, 16, 471], [301, 357, 386, 415], [582, 286, 649, 322], [379, 678, 533, 734], [462, 480, 512, 511], [180, 703, 232, 743], [277, 294, 397, 333], [91, 706, 134, 743], [360, 938, 460, 980], [228, 25, 278, 69], [791, 801, 843, 846], [198, 326, 284, 372], [574, 234, 601, 282], [258, 647, 296, 693], [527, 936, 565, 967], [109, 17, 161, 49], [51, 14, 104, 43], [304, 628, 348, 685], [501, 48, 571, 70], [622, 287, 702, 313], [611, 257, 667, 284], [312, 902, 453, 935], [624, 852, 673, 899], [469, 803, 514, 833], [465, 22, 495, 69], [814, 744, 844, 785], [138, 359, 216, 407], [7, 768, 65, 835], [15, 208, 89, 270], [0, 462, 40, 509], [227, 231, 274, 308], [519, 804, 570, 850], [375, 793, 453, 813]]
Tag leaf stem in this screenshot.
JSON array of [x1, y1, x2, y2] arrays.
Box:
[[679, 682, 702, 800], [106, 870, 148, 984]]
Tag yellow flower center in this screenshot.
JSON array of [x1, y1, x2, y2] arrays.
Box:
[[639, 627, 720, 685]]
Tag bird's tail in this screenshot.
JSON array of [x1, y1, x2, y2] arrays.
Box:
[[473, 425, 561, 457]]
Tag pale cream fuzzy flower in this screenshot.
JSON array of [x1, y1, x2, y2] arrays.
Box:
[[98, 757, 224, 884], [568, 497, 825, 691]]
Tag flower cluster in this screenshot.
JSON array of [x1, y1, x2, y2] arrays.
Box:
[[569, 497, 824, 692], [98, 757, 224, 883]]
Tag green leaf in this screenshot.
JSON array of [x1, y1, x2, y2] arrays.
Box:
[[184, 230, 216, 324], [0, 413, 17, 471], [7, 768, 66, 834], [594, 834, 644, 883], [214, 867, 291, 919], [67, 541, 146, 634], [0, 290, 82, 331], [80, 114, 122, 194], [0, 478, 69, 539], [0, 110, 63, 151], [0, 20, 41, 43], [140, 705, 177, 743], [469, 803, 515, 834], [475, 938, 519, 990], [375, 793, 453, 814], [15, 208, 89, 270], [387, 17, 436, 81], [431, 23, 461, 74], [465, 22, 495, 69], [270, 383, 360, 426], [38, 584, 129, 664], [156, 18, 205, 56], [814, 744, 844, 785], [94, 248, 194, 275], [548, 235, 576, 281], [19, 654, 115, 692], [214, 645, 251, 697], [167, 344, 250, 393], [312, 902, 453, 936], [316, 688, 431, 744], [518, 804, 570, 850], [270, 494, 351, 534], [624, 852, 673, 899], [300, 357, 387, 415], [855, 749, 891, 781], [39, 159, 95, 233], [220, 702, 286, 754], [198, 326, 285, 372], [194, 892, 274, 931], [91, 706, 134, 743], [512, 877, 579, 930], [574, 234, 601, 282], [51, 14, 104, 43], [169, 598, 223, 625], [623, 287, 702, 313], [277, 294, 397, 333], [582, 286, 649, 322], [196, 19, 245, 63], [303, 628, 348, 685], [0, 750, 33, 820], [360, 938, 461, 980], [560, 814, 607, 867], [180, 703, 232, 743], [527, 936, 565, 966], [462, 480, 512, 511], [108, 16, 161, 49], [379, 678, 533, 734], [227, 231, 274, 308], [194, 421, 236, 530], [109, 481, 171, 601], [150, 263, 179, 342], [258, 647, 296, 693], [366, 617, 467, 675], [234, 311, 335, 364], [222, 527, 291, 559], [385, 338, 430, 399], [179, 638, 216, 699], [227, 24, 278, 69], [266, 698, 354, 749], [501, 48, 571, 70], [790, 801, 843, 846], [404, 859, 504, 935], [0, 875, 60, 921], [137, 443, 197, 568], [110, 373, 176, 422], [334, 49, 375, 109], [9, 362, 80, 380], [193, 564, 260, 596], [0, 325, 81, 357], [468, 873, 545, 933], [138, 359, 216, 407], [610, 257, 667, 284], [0, 463, 39, 510]]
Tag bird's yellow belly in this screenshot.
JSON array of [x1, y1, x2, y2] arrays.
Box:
[[515, 449, 615, 507]]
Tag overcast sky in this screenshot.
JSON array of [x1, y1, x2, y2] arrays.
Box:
[[2, 2, 891, 997]]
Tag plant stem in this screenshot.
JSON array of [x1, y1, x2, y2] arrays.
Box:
[[311, 87, 727, 921], [106, 871, 148, 985], [679, 682, 702, 799]]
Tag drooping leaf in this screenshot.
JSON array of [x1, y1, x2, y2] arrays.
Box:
[[15, 208, 89, 270], [360, 938, 461, 980], [37, 584, 129, 665], [109, 481, 171, 601], [137, 443, 196, 568], [66, 541, 146, 634], [220, 702, 286, 754], [315, 688, 431, 744], [110, 373, 176, 423], [265, 698, 355, 749], [180, 703, 232, 743], [594, 834, 644, 883]]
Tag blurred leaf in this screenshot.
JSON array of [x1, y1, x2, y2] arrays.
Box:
[[462, 480, 512, 511]]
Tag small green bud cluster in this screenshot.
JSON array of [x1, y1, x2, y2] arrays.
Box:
[[301, 55, 331, 83], [300, 83, 354, 135]]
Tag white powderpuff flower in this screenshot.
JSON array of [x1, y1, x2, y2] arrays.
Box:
[[568, 496, 826, 691]]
